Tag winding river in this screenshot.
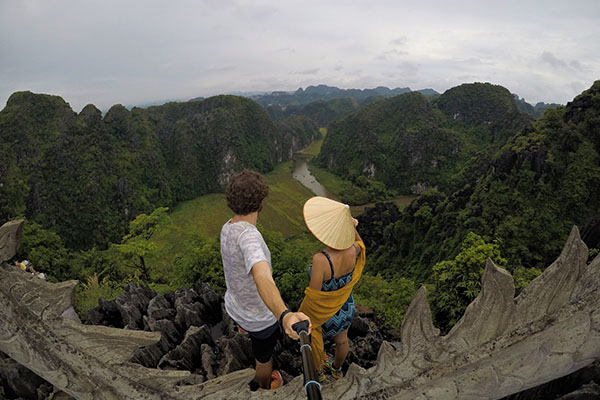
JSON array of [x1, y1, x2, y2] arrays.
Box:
[[291, 154, 333, 198]]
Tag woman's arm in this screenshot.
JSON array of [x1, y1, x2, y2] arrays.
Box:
[[353, 218, 363, 255], [308, 253, 327, 290]]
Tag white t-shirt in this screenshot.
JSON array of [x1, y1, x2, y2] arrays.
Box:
[[220, 220, 277, 332]]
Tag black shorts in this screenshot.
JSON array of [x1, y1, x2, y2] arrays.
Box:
[[247, 322, 281, 364]]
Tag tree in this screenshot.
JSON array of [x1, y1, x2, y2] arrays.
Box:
[[353, 274, 416, 335], [429, 232, 506, 332], [172, 235, 225, 292], [17, 221, 72, 281], [114, 207, 169, 282]]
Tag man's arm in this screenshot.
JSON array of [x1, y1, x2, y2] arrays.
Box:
[[251, 261, 311, 340]]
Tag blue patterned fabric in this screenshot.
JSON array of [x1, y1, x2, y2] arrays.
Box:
[[307, 251, 355, 344]]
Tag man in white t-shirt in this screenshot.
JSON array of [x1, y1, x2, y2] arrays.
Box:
[[221, 169, 311, 390]]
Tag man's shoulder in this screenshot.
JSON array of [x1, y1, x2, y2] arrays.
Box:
[[222, 221, 263, 244]]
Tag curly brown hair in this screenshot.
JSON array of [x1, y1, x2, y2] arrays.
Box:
[[226, 169, 269, 215]]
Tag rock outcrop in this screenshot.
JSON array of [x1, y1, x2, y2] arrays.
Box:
[[1, 219, 600, 399], [82, 282, 382, 381]]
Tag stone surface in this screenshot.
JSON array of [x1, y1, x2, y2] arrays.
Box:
[[115, 283, 156, 330], [0, 219, 23, 263], [1, 219, 600, 399], [0, 352, 47, 399], [557, 383, 600, 400], [502, 360, 600, 400]]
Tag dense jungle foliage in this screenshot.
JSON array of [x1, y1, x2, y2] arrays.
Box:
[[356, 81, 600, 330], [0, 92, 319, 250], [317, 83, 535, 195], [265, 97, 360, 127], [3, 81, 598, 335]]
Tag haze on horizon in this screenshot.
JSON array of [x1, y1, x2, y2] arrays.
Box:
[[1, 0, 599, 112]]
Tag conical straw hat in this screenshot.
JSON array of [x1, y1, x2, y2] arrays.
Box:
[[303, 196, 354, 250]]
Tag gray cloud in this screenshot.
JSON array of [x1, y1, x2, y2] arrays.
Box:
[[569, 60, 583, 71], [294, 68, 320, 75], [376, 49, 409, 61], [540, 52, 568, 69], [390, 37, 408, 46], [1, 0, 599, 111]]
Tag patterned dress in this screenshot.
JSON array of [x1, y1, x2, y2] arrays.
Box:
[[307, 250, 356, 344]]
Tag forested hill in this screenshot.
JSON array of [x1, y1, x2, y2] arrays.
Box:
[[317, 83, 534, 194], [359, 80, 600, 285], [0, 92, 319, 250], [250, 84, 557, 123], [264, 97, 361, 127], [252, 84, 416, 106]]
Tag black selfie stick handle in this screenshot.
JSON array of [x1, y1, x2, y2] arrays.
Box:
[[292, 320, 323, 400]]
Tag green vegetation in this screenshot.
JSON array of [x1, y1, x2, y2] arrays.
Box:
[[354, 274, 416, 333], [0, 92, 320, 250], [143, 194, 229, 277], [75, 274, 124, 317], [255, 84, 412, 108], [302, 128, 398, 206], [356, 81, 600, 334], [5, 81, 600, 337], [429, 232, 506, 331], [114, 207, 169, 282], [266, 97, 360, 126], [317, 84, 533, 195], [299, 127, 328, 157]]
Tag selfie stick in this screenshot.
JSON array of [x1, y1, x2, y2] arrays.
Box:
[[292, 320, 323, 400]]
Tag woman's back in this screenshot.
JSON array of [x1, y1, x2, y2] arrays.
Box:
[[321, 245, 358, 281], [319, 247, 358, 292]]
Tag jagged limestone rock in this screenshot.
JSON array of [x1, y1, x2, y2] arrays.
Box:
[[0, 219, 22, 263], [1, 220, 600, 399]]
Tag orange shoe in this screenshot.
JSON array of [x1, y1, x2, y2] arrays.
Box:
[[270, 370, 283, 389]]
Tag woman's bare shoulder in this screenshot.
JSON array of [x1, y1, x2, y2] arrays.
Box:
[[312, 252, 328, 266]]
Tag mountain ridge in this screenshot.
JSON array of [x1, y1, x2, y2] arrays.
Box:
[[317, 83, 535, 195], [0, 92, 319, 249]]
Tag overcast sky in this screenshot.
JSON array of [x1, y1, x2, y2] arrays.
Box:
[[1, 0, 599, 112]]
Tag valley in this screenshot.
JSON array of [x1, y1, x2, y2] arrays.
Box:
[[1, 80, 599, 399]]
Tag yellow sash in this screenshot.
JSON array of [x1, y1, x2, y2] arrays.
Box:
[[298, 240, 366, 370]]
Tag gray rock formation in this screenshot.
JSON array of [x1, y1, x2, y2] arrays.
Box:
[[1, 220, 600, 399], [502, 360, 600, 399]]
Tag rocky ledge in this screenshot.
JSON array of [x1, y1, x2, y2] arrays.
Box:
[[84, 282, 384, 382]]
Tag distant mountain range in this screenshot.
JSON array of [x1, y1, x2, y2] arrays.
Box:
[[249, 84, 562, 119], [249, 84, 439, 107], [135, 84, 559, 121], [512, 94, 562, 118]]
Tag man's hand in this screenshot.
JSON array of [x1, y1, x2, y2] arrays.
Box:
[[281, 311, 311, 340]]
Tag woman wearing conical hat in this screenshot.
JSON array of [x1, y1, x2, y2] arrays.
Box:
[[298, 196, 366, 380]]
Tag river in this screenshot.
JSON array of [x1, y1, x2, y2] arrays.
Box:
[[292, 155, 334, 198], [292, 154, 418, 214]]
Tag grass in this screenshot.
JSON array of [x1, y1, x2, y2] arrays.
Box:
[[144, 193, 229, 278], [144, 127, 417, 278], [259, 161, 315, 237], [145, 160, 316, 277], [300, 127, 327, 157]]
